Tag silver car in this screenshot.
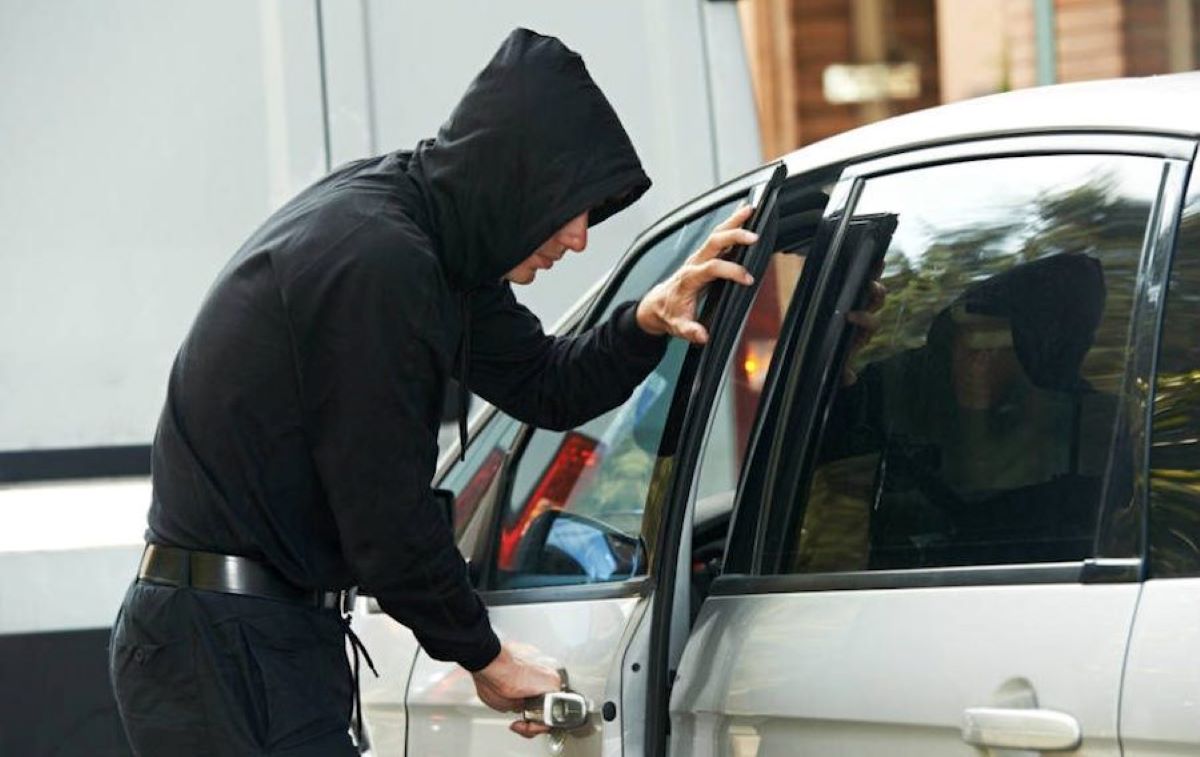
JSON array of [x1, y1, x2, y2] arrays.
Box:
[[355, 71, 1200, 756]]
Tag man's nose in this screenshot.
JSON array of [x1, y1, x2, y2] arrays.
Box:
[[561, 226, 587, 252]]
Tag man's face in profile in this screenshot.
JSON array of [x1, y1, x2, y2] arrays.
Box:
[[950, 309, 1021, 410], [504, 212, 589, 285]]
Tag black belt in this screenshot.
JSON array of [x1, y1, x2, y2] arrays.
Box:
[[136, 543, 378, 745], [137, 543, 356, 614]]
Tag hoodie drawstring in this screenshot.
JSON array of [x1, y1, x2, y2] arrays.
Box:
[[457, 292, 471, 460], [342, 613, 379, 748]]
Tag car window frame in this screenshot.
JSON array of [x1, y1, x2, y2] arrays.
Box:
[[1146, 147, 1200, 578], [641, 162, 866, 755], [458, 165, 777, 606], [716, 132, 1194, 596]]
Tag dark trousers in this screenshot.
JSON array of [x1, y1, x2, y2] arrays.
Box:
[[109, 581, 357, 756]]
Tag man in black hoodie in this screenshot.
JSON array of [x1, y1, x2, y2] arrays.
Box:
[[109, 28, 758, 755]]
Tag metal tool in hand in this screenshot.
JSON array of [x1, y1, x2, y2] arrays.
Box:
[[522, 668, 592, 731]]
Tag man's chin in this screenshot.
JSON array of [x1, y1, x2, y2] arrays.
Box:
[[503, 269, 537, 285]]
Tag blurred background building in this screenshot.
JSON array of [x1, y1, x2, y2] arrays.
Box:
[[739, 0, 1200, 159]]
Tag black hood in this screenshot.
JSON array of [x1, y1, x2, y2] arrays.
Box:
[[407, 28, 652, 291]]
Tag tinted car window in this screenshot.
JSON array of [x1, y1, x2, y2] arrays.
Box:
[[694, 252, 806, 507], [494, 198, 744, 590], [778, 154, 1162, 573], [1150, 179, 1200, 577], [439, 411, 522, 553]]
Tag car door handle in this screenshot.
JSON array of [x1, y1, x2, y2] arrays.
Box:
[[523, 690, 591, 730], [522, 668, 593, 731], [961, 706, 1081, 751]]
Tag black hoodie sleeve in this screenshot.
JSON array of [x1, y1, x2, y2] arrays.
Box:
[[464, 282, 669, 430], [297, 234, 500, 672]]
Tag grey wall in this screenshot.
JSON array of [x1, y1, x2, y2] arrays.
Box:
[[0, 0, 760, 453]]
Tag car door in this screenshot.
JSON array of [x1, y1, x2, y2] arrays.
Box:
[[388, 169, 773, 757], [1120, 160, 1200, 754], [670, 134, 1191, 755]]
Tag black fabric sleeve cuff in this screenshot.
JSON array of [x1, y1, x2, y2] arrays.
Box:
[[458, 628, 502, 672], [614, 299, 669, 358]]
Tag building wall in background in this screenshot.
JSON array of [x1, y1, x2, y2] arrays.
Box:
[[0, 0, 759, 455], [741, 0, 1198, 166], [942, 0, 1198, 103], [739, 0, 940, 157]]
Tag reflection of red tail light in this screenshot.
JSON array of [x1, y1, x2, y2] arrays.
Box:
[[740, 338, 777, 392], [497, 432, 598, 570], [454, 448, 505, 534]]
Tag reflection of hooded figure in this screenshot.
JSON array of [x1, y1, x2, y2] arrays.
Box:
[[881, 254, 1106, 491], [813, 254, 1113, 568], [112, 30, 668, 754]]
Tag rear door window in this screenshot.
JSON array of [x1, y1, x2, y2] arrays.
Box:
[[770, 153, 1163, 573]]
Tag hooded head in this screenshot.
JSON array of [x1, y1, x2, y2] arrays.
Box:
[[927, 253, 1107, 394], [407, 28, 652, 291]]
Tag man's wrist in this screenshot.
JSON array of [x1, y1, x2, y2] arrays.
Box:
[[472, 645, 508, 679], [635, 296, 665, 336], [460, 631, 503, 673]]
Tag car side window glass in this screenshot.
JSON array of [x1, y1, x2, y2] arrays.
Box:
[[693, 178, 830, 512], [691, 244, 811, 598], [777, 154, 1162, 573], [694, 252, 806, 507], [494, 198, 744, 590], [439, 412, 521, 549], [1150, 180, 1200, 577]]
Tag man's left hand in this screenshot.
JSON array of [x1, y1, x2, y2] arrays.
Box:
[[635, 206, 758, 344]]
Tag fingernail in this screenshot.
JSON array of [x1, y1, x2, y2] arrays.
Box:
[[745, 274, 755, 284], [747, 232, 759, 241]]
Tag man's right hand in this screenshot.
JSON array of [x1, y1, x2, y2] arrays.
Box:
[[635, 205, 759, 344], [471, 643, 563, 738]]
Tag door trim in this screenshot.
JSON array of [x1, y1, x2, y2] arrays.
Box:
[[479, 577, 649, 606], [842, 133, 1195, 181], [707, 559, 1146, 596]]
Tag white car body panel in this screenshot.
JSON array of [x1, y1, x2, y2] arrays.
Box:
[[671, 583, 1140, 755], [1120, 579, 1200, 755], [356, 598, 422, 756], [404, 596, 644, 756]]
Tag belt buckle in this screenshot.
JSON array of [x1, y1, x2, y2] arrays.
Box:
[[340, 587, 359, 615]]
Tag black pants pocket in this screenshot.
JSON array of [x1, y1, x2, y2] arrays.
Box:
[[110, 586, 209, 755], [212, 601, 355, 755]]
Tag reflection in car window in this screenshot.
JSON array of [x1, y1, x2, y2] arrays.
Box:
[[494, 198, 743, 590], [439, 412, 521, 559], [693, 176, 829, 512], [1151, 180, 1200, 577], [690, 246, 810, 609], [695, 251, 805, 507], [780, 154, 1162, 573]]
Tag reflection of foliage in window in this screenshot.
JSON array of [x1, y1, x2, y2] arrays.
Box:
[[1151, 194, 1200, 577], [568, 436, 655, 536], [854, 171, 1152, 396]]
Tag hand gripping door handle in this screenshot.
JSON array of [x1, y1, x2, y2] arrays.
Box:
[[961, 707, 1082, 751], [522, 668, 593, 731]]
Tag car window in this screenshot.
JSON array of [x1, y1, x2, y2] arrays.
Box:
[[1150, 177, 1200, 577], [493, 197, 745, 590], [773, 153, 1163, 573], [694, 252, 805, 507], [689, 242, 813, 606], [439, 412, 522, 546]]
